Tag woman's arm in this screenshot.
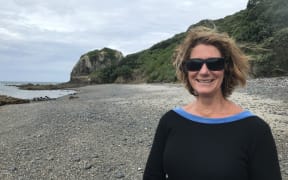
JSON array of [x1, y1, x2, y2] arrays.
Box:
[[143, 114, 170, 180], [249, 122, 282, 180]]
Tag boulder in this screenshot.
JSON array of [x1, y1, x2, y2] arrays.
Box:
[[70, 47, 123, 83]]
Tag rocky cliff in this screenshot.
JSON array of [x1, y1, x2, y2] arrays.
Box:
[[70, 48, 123, 83]]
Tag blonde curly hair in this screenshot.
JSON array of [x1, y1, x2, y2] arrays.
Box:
[[173, 26, 249, 98]]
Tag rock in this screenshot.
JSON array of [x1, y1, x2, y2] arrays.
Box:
[[32, 96, 55, 102], [70, 47, 123, 83], [84, 164, 92, 170], [92, 154, 99, 158], [47, 156, 54, 161], [71, 156, 81, 162], [0, 95, 30, 106], [84, 162, 93, 170], [69, 95, 79, 99], [9, 166, 17, 172], [114, 172, 125, 179]]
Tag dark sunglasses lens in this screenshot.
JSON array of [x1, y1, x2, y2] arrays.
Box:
[[206, 58, 225, 71], [183, 59, 203, 71], [182, 58, 224, 71]]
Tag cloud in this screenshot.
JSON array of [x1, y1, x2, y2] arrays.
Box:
[[0, 0, 248, 82]]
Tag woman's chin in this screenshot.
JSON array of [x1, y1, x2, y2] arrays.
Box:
[[195, 90, 222, 98]]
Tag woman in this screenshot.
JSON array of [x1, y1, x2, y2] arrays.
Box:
[[143, 27, 282, 180]]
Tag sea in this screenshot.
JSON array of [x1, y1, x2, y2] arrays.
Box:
[[0, 81, 76, 100]]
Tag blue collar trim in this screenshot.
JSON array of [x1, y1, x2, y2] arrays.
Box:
[[173, 107, 255, 124]]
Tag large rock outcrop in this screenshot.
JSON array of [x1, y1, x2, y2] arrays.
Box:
[[70, 48, 123, 83]]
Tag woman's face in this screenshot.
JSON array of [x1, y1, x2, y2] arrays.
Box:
[[188, 44, 224, 98]]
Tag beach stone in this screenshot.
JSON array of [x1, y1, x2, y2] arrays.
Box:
[[84, 162, 93, 170], [115, 172, 125, 178], [47, 155, 54, 161], [9, 166, 17, 172], [92, 154, 99, 158]]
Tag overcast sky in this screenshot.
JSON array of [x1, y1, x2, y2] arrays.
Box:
[[0, 0, 248, 82]]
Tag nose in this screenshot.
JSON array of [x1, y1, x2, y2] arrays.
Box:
[[198, 63, 209, 74]]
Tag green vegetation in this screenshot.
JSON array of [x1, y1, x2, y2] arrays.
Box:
[[84, 0, 288, 83], [213, 0, 288, 77], [80, 48, 123, 83], [114, 33, 184, 83], [89, 65, 118, 83]]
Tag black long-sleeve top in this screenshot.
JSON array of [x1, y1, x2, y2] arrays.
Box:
[[143, 107, 282, 180]]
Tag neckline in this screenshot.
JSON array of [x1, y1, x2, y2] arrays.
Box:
[[173, 107, 255, 124]]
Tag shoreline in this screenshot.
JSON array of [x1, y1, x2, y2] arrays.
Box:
[[1, 76, 287, 106], [0, 80, 287, 179]]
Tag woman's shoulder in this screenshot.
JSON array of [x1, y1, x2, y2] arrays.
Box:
[[242, 115, 272, 133], [226, 114, 273, 139], [161, 108, 178, 117], [159, 109, 180, 121], [157, 108, 184, 126]]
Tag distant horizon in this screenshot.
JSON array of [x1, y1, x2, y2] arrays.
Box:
[[0, 80, 66, 84]]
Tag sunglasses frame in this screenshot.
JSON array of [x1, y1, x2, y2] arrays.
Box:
[[181, 57, 225, 72]]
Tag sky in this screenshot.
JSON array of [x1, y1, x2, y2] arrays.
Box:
[[0, 0, 248, 82]]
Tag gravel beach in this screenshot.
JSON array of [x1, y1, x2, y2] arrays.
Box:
[[0, 77, 287, 180]]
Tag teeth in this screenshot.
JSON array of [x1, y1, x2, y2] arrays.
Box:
[[197, 79, 213, 83]]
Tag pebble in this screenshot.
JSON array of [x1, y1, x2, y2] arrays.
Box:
[[9, 166, 17, 172], [47, 156, 54, 161], [115, 172, 125, 179], [84, 163, 93, 170]]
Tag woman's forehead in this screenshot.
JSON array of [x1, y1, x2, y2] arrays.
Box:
[[190, 44, 222, 58]]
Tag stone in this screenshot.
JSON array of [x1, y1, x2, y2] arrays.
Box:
[[70, 47, 123, 83], [114, 172, 125, 179]]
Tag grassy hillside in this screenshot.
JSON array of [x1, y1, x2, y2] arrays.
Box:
[[114, 33, 185, 83], [94, 0, 288, 83], [214, 0, 288, 76]]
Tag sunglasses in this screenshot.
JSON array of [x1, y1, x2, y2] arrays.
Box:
[[181, 57, 225, 71]]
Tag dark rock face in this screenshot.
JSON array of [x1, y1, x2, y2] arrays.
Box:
[[70, 48, 123, 83], [0, 95, 30, 106], [32, 96, 56, 102], [247, 0, 263, 9]]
